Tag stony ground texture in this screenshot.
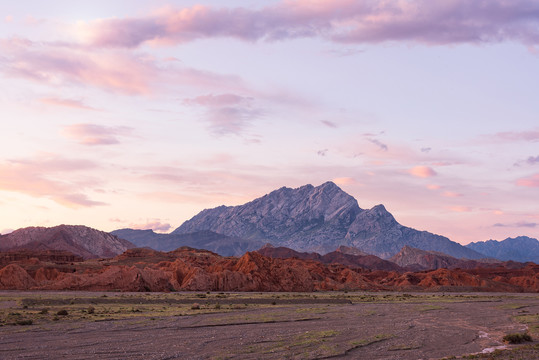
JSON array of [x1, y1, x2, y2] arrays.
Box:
[[0, 291, 538, 359]]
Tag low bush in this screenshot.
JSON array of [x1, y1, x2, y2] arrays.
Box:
[[503, 332, 532, 344], [56, 309, 68, 316]]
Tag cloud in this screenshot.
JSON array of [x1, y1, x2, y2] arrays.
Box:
[[367, 138, 388, 152], [317, 149, 328, 157], [0, 154, 105, 208], [527, 156, 539, 165], [184, 93, 262, 136], [0, 38, 156, 94], [426, 184, 441, 190], [62, 123, 133, 145], [321, 120, 338, 128], [0, 37, 244, 96], [487, 130, 539, 142], [442, 191, 463, 198], [75, 1, 539, 48], [408, 166, 437, 178], [323, 48, 364, 57], [449, 206, 472, 213], [493, 221, 537, 228], [130, 221, 172, 233], [516, 173, 539, 187], [332, 177, 357, 185], [40, 97, 99, 111], [420, 147, 432, 153]]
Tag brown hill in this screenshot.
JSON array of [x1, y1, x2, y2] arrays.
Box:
[[0, 225, 135, 259], [1, 247, 537, 292], [389, 245, 502, 271], [257, 245, 402, 271]]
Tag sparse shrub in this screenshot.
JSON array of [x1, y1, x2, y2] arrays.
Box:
[[87, 306, 95, 314], [503, 332, 532, 344], [196, 293, 206, 298], [191, 303, 200, 310], [214, 303, 221, 310], [39, 308, 49, 314], [56, 309, 68, 316], [15, 319, 33, 326], [271, 301, 277, 305], [52, 316, 59, 321], [22, 305, 28, 309]]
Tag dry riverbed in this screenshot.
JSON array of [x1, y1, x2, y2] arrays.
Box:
[[1, 291, 538, 359]]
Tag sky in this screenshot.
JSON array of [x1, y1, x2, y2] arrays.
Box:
[[1, 0, 538, 245]]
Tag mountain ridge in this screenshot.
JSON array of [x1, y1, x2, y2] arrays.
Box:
[[466, 236, 539, 263], [171, 182, 484, 259]]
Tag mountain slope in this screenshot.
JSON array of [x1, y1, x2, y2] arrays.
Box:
[[111, 229, 264, 257], [173, 182, 484, 259], [466, 236, 539, 263], [0, 225, 134, 259], [174, 182, 361, 254]]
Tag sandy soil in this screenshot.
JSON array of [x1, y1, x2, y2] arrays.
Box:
[[0, 291, 538, 359]]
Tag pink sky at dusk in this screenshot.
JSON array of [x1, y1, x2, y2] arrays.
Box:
[[1, 0, 538, 244]]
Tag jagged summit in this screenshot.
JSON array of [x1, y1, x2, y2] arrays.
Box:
[[170, 181, 484, 259]]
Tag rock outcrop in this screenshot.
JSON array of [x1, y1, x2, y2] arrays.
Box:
[[0, 225, 135, 259], [1, 247, 537, 293]]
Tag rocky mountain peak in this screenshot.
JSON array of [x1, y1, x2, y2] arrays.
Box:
[[173, 182, 362, 253]]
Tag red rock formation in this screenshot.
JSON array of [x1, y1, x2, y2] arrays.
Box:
[[0, 247, 537, 292]]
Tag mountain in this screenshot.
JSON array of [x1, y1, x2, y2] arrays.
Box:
[[466, 236, 539, 263], [389, 245, 502, 271], [0, 225, 134, 259], [172, 181, 485, 259], [111, 229, 264, 257], [256, 245, 403, 272]]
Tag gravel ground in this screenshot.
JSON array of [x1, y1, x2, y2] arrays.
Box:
[[0, 292, 538, 359]]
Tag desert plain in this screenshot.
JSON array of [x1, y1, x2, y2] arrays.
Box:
[[1, 291, 538, 360]]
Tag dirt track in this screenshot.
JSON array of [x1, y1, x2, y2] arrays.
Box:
[[1, 292, 538, 359]]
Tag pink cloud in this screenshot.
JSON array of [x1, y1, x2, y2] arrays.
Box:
[[408, 166, 437, 178], [130, 221, 172, 233], [332, 177, 357, 185], [0, 37, 248, 96], [0, 155, 105, 208], [516, 174, 539, 187], [62, 123, 133, 145], [184, 93, 262, 136], [426, 184, 441, 190], [75, 1, 539, 48], [487, 130, 539, 142], [449, 206, 472, 213], [0, 38, 155, 94], [442, 191, 463, 198], [40, 97, 99, 111]]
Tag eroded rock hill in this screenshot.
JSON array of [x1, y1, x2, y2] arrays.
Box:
[[0, 247, 537, 293]]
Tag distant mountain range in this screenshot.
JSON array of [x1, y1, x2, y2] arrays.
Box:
[[2, 182, 537, 266], [168, 182, 483, 259], [466, 236, 539, 263], [110, 229, 264, 257], [0, 225, 134, 259]]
